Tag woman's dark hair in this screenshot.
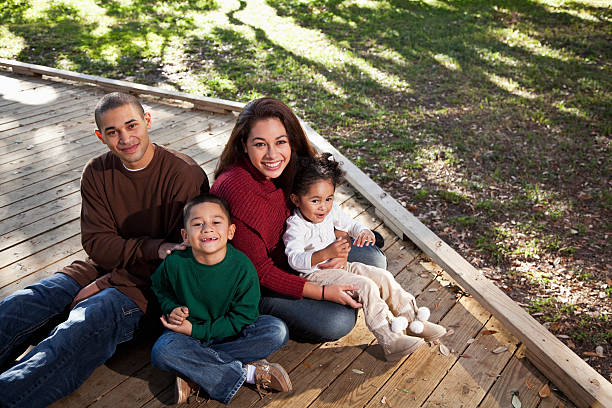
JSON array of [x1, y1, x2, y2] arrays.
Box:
[[292, 153, 344, 197], [214, 97, 316, 191]]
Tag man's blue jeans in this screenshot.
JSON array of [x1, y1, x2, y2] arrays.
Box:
[[0, 273, 144, 408], [260, 242, 387, 342], [151, 315, 289, 404]]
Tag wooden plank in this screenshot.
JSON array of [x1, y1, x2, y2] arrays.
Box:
[[0, 234, 82, 288], [0, 204, 80, 251], [0, 91, 88, 131], [0, 86, 80, 123], [0, 219, 79, 270], [300, 121, 612, 408], [0, 59, 245, 113], [422, 316, 518, 407], [49, 339, 156, 408], [0, 250, 84, 299], [364, 295, 491, 408], [479, 352, 548, 408], [307, 257, 443, 408], [0, 192, 80, 235]]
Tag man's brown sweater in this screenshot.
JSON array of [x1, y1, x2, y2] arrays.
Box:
[[61, 144, 209, 313]]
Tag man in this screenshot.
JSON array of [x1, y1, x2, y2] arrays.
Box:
[[0, 92, 209, 407]]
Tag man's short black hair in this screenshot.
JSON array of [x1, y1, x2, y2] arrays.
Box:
[[94, 92, 144, 129], [183, 194, 232, 227]]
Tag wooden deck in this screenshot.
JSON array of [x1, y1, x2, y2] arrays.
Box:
[[0, 69, 583, 408]]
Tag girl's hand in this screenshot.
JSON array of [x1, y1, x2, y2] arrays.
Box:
[[161, 314, 192, 336], [354, 230, 375, 247], [324, 236, 350, 259], [318, 256, 348, 270], [324, 284, 362, 309], [166, 306, 189, 325]]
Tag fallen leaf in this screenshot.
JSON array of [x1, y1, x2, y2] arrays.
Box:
[[303, 361, 311, 369], [428, 288, 438, 292], [419, 273, 429, 278], [445, 328, 455, 336], [396, 388, 410, 393], [466, 338, 475, 344], [525, 379, 533, 390], [488, 372, 499, 377], [492, 345, 509, 354], [26, 144, 34, 150], [482, 330, 498, 336], [511, 391, 522, 408], [606, 276, 612, 286], [439, 344, 450, 356], [352, 369, 364, 375], [582, 351, 603, 357], [595, 346, 604, 357], [406, 204, 418, 211], [539, 384, 551, 398], [460, 354, 472, 358]]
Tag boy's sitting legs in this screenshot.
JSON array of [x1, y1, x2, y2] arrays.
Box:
[[151, 315, 290, 404], [0, 288, 143, 408]]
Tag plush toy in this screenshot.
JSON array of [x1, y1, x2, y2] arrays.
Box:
[[391, 306, 430, 334]]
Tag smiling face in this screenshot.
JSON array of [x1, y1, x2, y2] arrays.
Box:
[[291, 179, 335, 224], [95, 103, 154, 170], [181, 202, 236, 265], [244, 117, 292, 179]]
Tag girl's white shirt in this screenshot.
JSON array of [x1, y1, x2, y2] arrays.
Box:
[[283, 202, 369, 275]]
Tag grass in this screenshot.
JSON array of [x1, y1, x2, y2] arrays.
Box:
[[1, 0, 610, 378]]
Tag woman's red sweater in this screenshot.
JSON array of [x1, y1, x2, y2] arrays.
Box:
[[211, 159, 306, 298]]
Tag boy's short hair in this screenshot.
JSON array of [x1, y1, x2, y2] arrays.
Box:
[[94, 92, 145, 129], [183, 194, 232, 226]]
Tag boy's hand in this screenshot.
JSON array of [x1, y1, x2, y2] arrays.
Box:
[[354, 230, 375, 247], [158, 242, 187, 260], [166, 306, 189, 325], [160, 314, 192, 336]]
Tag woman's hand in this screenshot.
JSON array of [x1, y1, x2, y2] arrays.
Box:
[[324, 284, 362, 308]]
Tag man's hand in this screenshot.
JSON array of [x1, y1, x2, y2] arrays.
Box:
[[354, 229, 375, 247], [158, 242, 187, 260], [160, 314, 192, 336], [324, 284, 362, 308]]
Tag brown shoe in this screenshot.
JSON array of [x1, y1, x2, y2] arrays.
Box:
[[175, 376, 198, 404], [251, 360, 293, 394]]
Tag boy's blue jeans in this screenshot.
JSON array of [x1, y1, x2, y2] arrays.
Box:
[[151, 315, 289, 404], [0, 273, 143, 408]]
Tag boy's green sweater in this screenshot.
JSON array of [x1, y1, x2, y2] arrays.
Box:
[[151, 244, 260, 341]]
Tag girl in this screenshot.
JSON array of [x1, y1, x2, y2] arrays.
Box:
[[283, 154, 446, 361]]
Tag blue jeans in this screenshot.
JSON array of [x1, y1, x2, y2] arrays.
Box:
[[151, 315, 288, 404], [260, 243, 387, 342], [0, 273, 143, 408]]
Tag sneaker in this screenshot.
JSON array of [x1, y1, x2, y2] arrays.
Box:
[[175, 376, 198, 404], [373, 230, 385, 248], [251, 359, 293, 394]]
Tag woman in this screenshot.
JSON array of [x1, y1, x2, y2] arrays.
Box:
[[211, 97, 387, 342]]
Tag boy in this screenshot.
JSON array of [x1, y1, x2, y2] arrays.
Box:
[[151, 194, 292, 404]]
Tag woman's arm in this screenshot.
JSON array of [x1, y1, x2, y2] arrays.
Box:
[[231, 217, 307, 298]]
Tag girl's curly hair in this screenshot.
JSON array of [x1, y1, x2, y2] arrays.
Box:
[[292, 153, 344, 197]]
